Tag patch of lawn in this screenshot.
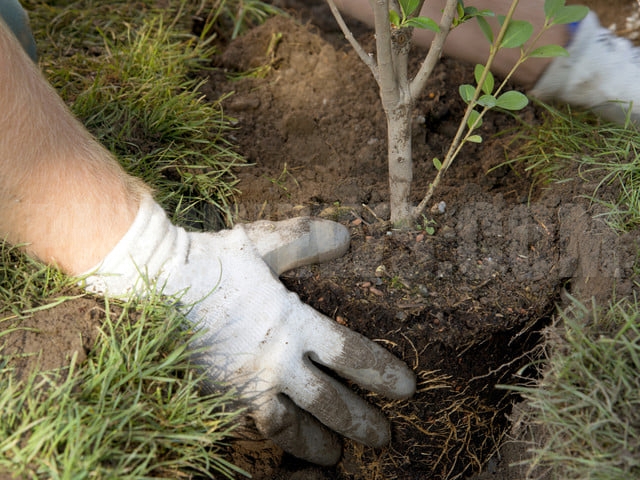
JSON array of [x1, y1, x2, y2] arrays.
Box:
[[505, 103, 640, 232], [497, 104, 640, 477], [1, 0, 282, 476], [0, 244, 247, 479], [22, 0, 277, 229], [509, 296, 640, 480]]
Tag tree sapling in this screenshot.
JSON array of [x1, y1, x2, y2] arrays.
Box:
[[326, 0, 588, 227]]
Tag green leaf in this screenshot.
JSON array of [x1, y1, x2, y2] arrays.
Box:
[[405, 16, 440, 32], [550, 5, 589, 25], [495, 91, 529, 110], [433, 157, 442, 171], [476, 16, 493, 43], [456, 5, 495, 24], [544, 0, 565, 19], [529, 44, 569, 58], [389, 10, 401, 27], [468, 134, 483, 143], [401, 0, 421, 17], [474, 64, 494, 95], [463, 7, 495, 19], [467, 109, 482, 130], [459, 84, 475, 103], [500, 20, 533, 48], [455, 2, 494, 26], [474, 9, 495, 18], [477, 94, 497, 108], [463, 6, 478, 16], [457, 0, 465, 19]]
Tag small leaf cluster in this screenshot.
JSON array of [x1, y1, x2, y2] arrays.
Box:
[[452, 2, 494, 28], [389, 0, 439, 32], [477, 0, 588, 52], [459, 65, 528, 143], [458, 0, 588, 143]]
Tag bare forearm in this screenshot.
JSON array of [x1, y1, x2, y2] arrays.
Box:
[[0, 18, 147, 274], [333, 0, 569, 88]]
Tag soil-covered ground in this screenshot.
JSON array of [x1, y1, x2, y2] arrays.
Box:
[[207, 2, 639, 478], [2, 1, 640, 479]]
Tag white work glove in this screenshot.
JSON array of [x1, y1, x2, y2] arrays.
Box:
[[530, 12, 640, 125], [84, 195, 416, 465]]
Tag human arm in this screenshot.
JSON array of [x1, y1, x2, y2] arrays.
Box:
[[334, 0, 640, 124], [332, 0, 568, 88], [0, 14, 415, 465]]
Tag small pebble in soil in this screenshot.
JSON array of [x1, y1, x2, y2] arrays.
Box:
[[416, 284, 429, 296], [431, 200, 447, 214]]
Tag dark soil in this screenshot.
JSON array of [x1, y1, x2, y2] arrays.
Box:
[[207, 1, 640, 478], [2, 1, 639, 479]]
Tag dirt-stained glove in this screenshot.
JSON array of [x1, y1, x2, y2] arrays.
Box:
[[83, 195, 416, 465], [530, 11, 640, 125]]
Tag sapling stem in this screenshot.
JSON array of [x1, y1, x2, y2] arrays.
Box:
[[325, 0, 466, 226], [414, 0, 521, 218]]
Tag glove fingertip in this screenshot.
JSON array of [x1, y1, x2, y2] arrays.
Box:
[[253, 394, 343, 466], [387, 362, 417, 400], [243, 217, 350, 274]]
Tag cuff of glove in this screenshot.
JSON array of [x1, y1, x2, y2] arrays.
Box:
[[528, 13, 595, 103], [81, 195, 188, 297]]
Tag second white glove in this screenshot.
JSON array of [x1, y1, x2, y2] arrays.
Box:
[[531, 12, 640, 124]]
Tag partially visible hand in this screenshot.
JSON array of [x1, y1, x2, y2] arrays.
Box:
[[85, 196, 416, 465]]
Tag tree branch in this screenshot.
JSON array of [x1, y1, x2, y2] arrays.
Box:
[[326, 0, 379, 81], [372, 0, 399, 108], [413, 0, 521, 218], [409, 0, 458, 99]]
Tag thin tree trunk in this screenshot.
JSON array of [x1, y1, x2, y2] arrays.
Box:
[[326, 0, 457, 227], [387, 103, 412, 226]]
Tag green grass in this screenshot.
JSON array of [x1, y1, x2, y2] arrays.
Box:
[[1, 0, 282, 476], [22, 0, 278, 229], [498, 104, 640, 478], [508, 296, 640, 480], [0, 244, 247, 479], [503, 103, 640, 232]]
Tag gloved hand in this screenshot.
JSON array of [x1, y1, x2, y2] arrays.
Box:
[[84, 195, 416, 465], [530, 11, 640, 125]]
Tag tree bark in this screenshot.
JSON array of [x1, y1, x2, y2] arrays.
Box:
[[387, 103, 412, 226]]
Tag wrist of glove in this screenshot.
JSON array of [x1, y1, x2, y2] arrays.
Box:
[[83, 195, 416, 465]]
